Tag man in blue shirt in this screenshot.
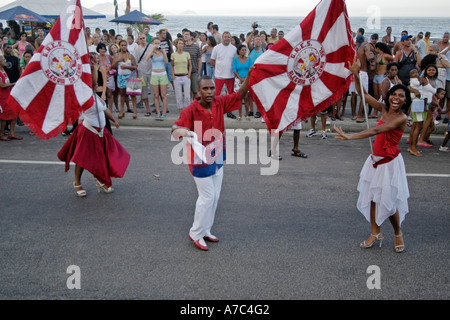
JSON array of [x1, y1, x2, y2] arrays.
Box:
[[248, 34, 265, 64], [247, 34, 264, 118]]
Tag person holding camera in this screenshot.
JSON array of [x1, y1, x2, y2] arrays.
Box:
[[246, 22, 265, 118], [146, 38, 169, 120]]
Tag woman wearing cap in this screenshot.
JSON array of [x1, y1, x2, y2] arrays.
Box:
[[394, 35, 422, 86], [334, 57, 411, 253]]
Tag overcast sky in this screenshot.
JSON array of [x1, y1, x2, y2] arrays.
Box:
[[85, 0, 449, 17], [0, 0, 449, 17]]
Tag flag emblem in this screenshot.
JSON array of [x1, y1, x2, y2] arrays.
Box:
[[41, 41, 82, 85], [288, 40, 326, 86]]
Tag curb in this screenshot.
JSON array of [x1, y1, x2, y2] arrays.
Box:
[[115, 91, 449, 134]]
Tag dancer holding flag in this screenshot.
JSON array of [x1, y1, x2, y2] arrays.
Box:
[[8, 0, 130, 196], [57, 53, 130, 197], [334, 57, 411, 253]]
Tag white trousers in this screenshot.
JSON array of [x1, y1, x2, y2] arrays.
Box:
[[174, 75, 191, 110], [190, 167, 224, 241]]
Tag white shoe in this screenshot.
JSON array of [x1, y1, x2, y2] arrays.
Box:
[[189, 236, 208, 250], [96, 181, 114, 193], [204, 234, 219, 242], [306, 129, 317, 137], [73, 183, 87, 197]]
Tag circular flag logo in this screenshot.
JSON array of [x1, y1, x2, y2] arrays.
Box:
[[287, 40, 326, 86], [41, 40, 82, 85]]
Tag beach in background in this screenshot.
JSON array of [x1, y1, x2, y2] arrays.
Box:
[[84, 15, 450, 42]]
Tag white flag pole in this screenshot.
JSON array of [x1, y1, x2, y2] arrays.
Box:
[[358, 71, 374, 160]]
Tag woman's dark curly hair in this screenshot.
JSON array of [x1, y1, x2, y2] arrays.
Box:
[[375, 42, 391, 55], [385, 84, 411, 114]]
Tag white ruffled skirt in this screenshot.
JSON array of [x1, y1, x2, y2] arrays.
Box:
[[357, 154, 409, 226]]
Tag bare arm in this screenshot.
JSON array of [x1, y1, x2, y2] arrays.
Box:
[[237, 66, 254, 99], [349, 57, 385, 112], [145, 46, 157, 62], [437, 54, 450, 68], [365, 46, 375, 61], [334, 115, 406, 140], [171, 59, 175, 80], [414, 49, 422, 67], [111, 54, 121, 69], [99, 66, 107, 100], [0, 78, 14, 88], [104, 108, 119, 128], [393, 50, 402, 63], [245, 27, 257, 51], [188, 58, 192, 78]]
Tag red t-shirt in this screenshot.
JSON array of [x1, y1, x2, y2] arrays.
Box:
[[174, 92, 241, 177]]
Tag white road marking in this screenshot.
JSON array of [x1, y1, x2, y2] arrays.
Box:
[[1, 159, 449, 178], [0, 160, 72, 165], [406, 173, 450, 178]]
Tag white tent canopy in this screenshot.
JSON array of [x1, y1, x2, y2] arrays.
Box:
[[0, 0, 105, 19]]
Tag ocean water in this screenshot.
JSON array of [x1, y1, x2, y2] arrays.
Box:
[[85, 15, 450, 42]]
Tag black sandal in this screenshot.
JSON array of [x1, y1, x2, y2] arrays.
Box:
[[291, 149, 307, 158]]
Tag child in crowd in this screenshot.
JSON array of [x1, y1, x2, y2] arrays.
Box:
[[418, 88, 446, 146], [407, 68, 425, 156], [306, 106, 331, 139], [439, 124, 450, 152]]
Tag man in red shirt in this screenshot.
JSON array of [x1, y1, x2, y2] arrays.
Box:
[[172, 68, 253, 251]]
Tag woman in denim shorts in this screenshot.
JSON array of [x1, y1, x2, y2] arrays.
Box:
[[146, 38, 169, 120]]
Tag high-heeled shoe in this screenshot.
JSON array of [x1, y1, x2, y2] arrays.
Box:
[[118, 113, 125, 119], [360, 233, 383, 248], [73, 182, 87, 197], [133, 113, 137, 119], [96, 181, 114, 193], [394, 233, 405, 253]]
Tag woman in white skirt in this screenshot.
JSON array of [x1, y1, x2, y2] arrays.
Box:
[[334, 57, 412, 253]]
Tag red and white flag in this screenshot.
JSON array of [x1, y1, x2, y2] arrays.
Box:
[[249, 0, 355, 133], [9, 0, 93, 140]]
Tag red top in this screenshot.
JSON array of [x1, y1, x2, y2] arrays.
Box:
[[0, 70, 11, 104], [174, 92, 241, 177], [372, 120, 403, 160], [0, 70, 15, 120]]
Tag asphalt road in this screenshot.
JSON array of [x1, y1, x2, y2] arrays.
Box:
[[0, 124, 448, 301]]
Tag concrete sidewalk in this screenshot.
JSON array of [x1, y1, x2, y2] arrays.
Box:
[[116, 87, 449, 134]]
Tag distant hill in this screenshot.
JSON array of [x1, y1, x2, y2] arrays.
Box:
[[179, 11, 198, 15], [86, 2, 174, 16]]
